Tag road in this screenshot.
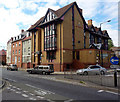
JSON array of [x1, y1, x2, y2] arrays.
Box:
[[1, 67, 119, 101]]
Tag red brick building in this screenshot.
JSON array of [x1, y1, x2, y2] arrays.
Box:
[[11, 30, 26, 68], [0, 49, 6, 65]]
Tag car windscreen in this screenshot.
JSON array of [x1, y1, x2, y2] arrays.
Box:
[[38, 67, 43, 69], [12, 65, 17, 67], [43, 67, 49, 69], [90, 66, 100, 69]]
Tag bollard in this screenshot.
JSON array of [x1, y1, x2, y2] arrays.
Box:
[[114, 71, 117, 87], [117, 69, 120, 101]]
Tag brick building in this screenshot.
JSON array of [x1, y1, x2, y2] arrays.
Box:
[[11, 30, 26, 68], [28, 2, 112, 71], [0, 49, 6, 65]]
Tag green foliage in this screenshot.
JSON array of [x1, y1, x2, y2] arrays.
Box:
[[108, 39, 114, 50]]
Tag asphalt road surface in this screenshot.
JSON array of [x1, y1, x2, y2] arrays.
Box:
[[1, 67, 119, 101]]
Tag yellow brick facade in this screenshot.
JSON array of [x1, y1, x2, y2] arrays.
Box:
[[29, 2, 112, 71]]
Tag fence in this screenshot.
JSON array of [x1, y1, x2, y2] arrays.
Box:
[[64, 69, 120, 88]]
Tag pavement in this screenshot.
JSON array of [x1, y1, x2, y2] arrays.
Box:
[[0, 79, 6, 89]]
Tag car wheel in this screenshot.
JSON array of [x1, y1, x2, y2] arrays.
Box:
[[29, 71, 32, 74], [42, 72, 46, 75], [83, 71, 88, 75], [100, 71, 105, 75]]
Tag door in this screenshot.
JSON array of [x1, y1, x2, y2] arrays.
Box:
[[89, 65, 100, 75], [15, 56, 17, 65]]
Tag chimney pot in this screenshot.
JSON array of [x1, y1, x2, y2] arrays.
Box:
[[88, 19, 92, 25], [21, 29, 24, 33]]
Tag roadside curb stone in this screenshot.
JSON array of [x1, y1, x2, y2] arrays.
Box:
[[0, 80, 6, 89]]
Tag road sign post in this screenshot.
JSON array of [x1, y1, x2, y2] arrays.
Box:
[[110, 56, 119, 87]]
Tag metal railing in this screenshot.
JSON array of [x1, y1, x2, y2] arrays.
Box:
[[64, 69, 119, 87]]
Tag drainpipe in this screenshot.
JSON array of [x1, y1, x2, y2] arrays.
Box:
[[60, 23, 62, 72]]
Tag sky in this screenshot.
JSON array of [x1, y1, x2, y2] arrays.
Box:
[[0, 0, 119, 50]]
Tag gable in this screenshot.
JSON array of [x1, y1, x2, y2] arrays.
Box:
[[43, 9, 57, 23]]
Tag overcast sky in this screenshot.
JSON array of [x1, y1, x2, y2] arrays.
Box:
[[0, 0, 119, 50]]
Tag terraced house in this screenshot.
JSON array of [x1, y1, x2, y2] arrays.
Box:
[[28, 2, 112, 71], [11, 30, 26, 68]]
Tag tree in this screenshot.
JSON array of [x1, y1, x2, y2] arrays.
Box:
[[108, 39, 114, 50]]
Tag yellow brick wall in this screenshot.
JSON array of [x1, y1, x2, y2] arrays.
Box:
[[80, 50, 96, 64], [63, 8, 72, 49], [62, 7, 73, 63], [74, 5, 84, 49]]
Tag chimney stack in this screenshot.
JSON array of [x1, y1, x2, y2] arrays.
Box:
[[21, 29, 24, 33], [88, 19, 92, 25]]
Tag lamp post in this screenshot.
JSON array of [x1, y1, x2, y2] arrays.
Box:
[[100, 20, 111, 66]]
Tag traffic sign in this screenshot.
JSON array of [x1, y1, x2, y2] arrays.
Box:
[[110, 56, 119, 65]]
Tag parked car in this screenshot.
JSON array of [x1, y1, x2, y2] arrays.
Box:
[[7, 64, 18, 71], [76, 65, 107, 75], [26, 65, 54, 75]]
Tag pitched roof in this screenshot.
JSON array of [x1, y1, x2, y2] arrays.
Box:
[[28, 2, 85, 31], [102, 30, 107, 34], [54, 2, 75, 18], [23, 36, 31, 41], [94, 27, 99, 32], [28, 16, 44, 31]]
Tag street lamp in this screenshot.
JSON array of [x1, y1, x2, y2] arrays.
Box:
[[100, 20, 111, 67], [100, 20, 111, 28]]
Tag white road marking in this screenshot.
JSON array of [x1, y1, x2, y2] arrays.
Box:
[[17, 88, 22, 90], [6, 78, 17, 82], [25, 84, 37, 89], [7, 87, 10, 89], [15, 91, 21, 94], [23, 91, 28, 93], [10, 89, 16, 91], [29, 97, 37, 100], [29, 93, 34, 96], [35, 90, 45, 96], [36, 96, 44, 99], [22, 94, 29, 98], [105, 91, 119, 95], [47, 99, 55, 102], [98, 90, 104, 93], [12, 86, 16, 88], [64, 99, 74, 102]]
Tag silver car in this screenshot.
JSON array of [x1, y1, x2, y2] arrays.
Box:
[[76, 65, 107, 75], [7, 64, 18, 71], [27, 65, 54, 75]]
